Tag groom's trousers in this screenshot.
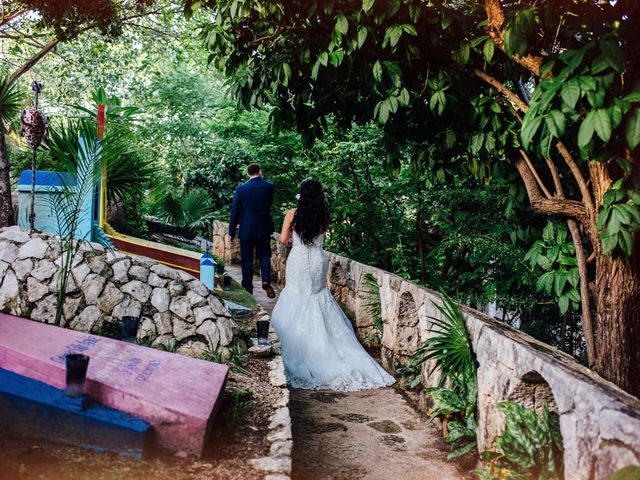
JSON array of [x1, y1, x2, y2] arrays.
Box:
[[239, 236, 272, 293]]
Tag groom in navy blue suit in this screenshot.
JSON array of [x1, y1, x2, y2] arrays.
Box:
[[229, 163, 276, 298]]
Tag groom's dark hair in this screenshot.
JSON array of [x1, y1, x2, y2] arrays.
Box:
[[247, 163, 261, 176]]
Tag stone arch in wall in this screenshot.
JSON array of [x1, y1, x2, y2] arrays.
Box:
[[391, 291, 420, 364], [508, 370, 558, 415], [354, 272, 383, 345]]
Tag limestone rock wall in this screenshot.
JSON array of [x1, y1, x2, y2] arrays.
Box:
[[0, 226, 236, 358], [212, 222, 640, 480]]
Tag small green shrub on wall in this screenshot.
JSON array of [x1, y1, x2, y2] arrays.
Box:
[[475, 402, 564, 480]]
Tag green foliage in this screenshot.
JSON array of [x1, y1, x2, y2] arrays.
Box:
[[521, 38, 640, 257], [396, 341, 428, 389], [426, 293, 476, 386], [475, 402, 564, 480], [597, 182, 640, 256], [229, 387, 255, 427], [0, 78, 24, 124], [50, 119, 127, 325], [525, 222, 580, 315], [136, 334, 157, 348], [424, 293, 478, 459], [605, 466, 640, 480], [152, 186, 216, 233]]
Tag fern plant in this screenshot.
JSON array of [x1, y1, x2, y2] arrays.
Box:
[[475, 402, 564, 480]]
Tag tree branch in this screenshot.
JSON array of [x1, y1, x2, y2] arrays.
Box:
[[8, 37, 60, 84], [514, 156, 587, 220], [519, 149, 553, 199], [555, 141, 595, 217], [566, 218, 596, 365], [473, 68, 528, 112], [484, 0, 543, 77], [0, 7, 27, 28]]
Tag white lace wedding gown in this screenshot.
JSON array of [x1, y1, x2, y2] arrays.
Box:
[[271, 231, 395, 391]]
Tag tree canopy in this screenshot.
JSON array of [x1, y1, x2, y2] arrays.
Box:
[[185, 0, 640, 396]]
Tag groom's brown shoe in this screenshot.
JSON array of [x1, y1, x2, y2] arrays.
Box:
[[262, 282, 276, 299]]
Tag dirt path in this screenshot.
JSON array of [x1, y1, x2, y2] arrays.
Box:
[[227, 265, 465, 480]]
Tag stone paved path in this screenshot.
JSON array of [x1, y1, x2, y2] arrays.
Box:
[[227, 265, 464, 480]]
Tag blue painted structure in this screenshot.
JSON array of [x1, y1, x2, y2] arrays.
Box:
[[0, 368, 150, 459], [17, 136, 114, 248], [17, 170, 84, 236]]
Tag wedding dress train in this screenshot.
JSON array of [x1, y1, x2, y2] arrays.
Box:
[[271, 231, 395, 391]]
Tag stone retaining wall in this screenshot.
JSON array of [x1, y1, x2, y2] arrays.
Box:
[[0, 226, 236, 358], [211, 221, 640, 479]]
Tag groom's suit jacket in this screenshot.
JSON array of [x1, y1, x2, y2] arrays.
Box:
[[229, 177, 275, 240]]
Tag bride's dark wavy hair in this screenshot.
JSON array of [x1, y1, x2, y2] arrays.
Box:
[[293, 179, 330, 245]]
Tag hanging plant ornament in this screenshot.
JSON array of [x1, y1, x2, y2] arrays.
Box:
[[21, 81, 47, 232], [20, 106, 48, 149]]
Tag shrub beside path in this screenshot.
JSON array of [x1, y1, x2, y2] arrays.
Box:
[[227, 265, 465, 480]]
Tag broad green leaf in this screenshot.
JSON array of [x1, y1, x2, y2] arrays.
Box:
[[558, 295, 569, 315], [601, 232, 618, 255], [593, 109, 612, 143], [378, 99, 390, 123], [577, 76, 596, 92], [383, 24, 403, 49], [372, 60, 383, 82], [318, 51, 329, 67], [568, 268, 579, 287], [521, 115, 543, 149], [619, 229, 633, 256], [587, 89, 606, 109], [470, 133, 484, 155], [335, 14, 348, 35], [566, 287, 581, 303], [554, 271, 567, 297], [281, 63, 292, 86], [357, 26, 368, 48], [613, 204, 632, 225], [626, 108, 640, 150], [362, 0, 375, 13], [401, 24, 418, 36], [459, 40, 470, 64], [483, 39, 494, 63], [623, 91, 640, 103], [560, 80, 580, 110], [578, 110, 596, 148], [398, 88, 410, 106]]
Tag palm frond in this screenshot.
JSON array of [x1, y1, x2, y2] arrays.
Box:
[[0, 78, 24, 122], [153, 187, 216, 231], [425, 292, 477, 387]]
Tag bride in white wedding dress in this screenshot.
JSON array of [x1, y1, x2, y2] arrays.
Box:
[[271, 179, 395, 391]]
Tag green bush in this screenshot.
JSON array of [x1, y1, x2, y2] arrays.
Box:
[[475, 402, 564, 480]]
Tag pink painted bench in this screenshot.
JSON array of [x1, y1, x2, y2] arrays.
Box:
[[0, 313, 228, 456]]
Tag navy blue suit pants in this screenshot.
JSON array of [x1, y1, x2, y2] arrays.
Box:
[[239, 237, 272, 293]]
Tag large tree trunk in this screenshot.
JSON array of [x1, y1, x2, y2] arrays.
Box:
[[593, 251, 640, 397], [590, 162, 640, 397], [0, 120, 14, 228]]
